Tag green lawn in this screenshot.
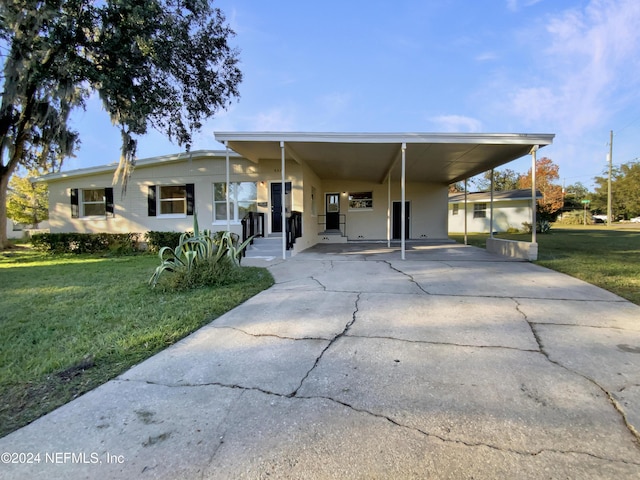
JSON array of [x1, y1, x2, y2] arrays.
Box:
[[0, 249, 274, 438], [449, 224, 640, 305]]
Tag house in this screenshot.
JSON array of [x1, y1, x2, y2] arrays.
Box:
[[448, 189, 542, 233], [37, 132, 554, 258]]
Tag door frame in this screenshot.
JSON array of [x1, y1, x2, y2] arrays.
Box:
[[325, 192, 341, 231], [270, 181, 292, 233], [392, 201, 410, 240]]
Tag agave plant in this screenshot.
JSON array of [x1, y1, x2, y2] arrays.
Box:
[[148, 214, 253, 288]]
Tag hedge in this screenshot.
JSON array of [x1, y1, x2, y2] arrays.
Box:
[[31, 232, 141, 254]]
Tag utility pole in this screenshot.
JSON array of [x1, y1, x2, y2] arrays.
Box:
[[607, 130, 613, 227]]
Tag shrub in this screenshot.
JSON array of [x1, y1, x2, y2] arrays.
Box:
[[31, 233, 140, 254], [556, 210, 594, 225], [144, 231, 184, 253], [148, 215, 253, 289], [522, 220, 552, 234]]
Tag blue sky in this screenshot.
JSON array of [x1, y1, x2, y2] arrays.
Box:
[[67, 0, 640, 189]]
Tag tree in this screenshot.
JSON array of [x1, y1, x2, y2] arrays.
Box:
[[518, 157, 564, 221], [0, 0, 242, 248], [563, 182, 591, 212], [592, 162, 640, 219], [6, 169, 48, 227], [471, 168, 521, 191]]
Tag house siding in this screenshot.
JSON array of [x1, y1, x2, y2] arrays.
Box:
[[448, 199, 533, 233]]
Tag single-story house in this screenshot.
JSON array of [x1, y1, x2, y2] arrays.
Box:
[[448, 189, 542, 233], [6, 219, 49, 239], [36, 132, 554, 259]]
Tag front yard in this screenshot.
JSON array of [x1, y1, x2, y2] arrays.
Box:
[[0, 249, 273, 438]]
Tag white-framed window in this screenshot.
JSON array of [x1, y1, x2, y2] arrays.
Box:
[[348, 191, 373, 210], [71, 187, 114, 218], [473, 203, 487, 218], [213, 182, 257, 222], [147, 184, 194, 218], [452, 203, 459, 216]]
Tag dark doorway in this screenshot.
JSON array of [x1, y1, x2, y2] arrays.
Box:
[[270, 182, 291, 233], [325, 193, 340, 230], [392, 201, 410, 240]]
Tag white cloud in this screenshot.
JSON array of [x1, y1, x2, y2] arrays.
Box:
[[250, 107, 297, 131], [507, 0, 640, 135], [431, 115, 483, 133], [507, 0, 543, 12], [475, 51, 499, 62]]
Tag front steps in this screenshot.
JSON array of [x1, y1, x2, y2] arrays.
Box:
[[244, 235, 291, 260]]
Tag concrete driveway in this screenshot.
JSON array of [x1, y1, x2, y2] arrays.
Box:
[[1, 242, 640, 479]]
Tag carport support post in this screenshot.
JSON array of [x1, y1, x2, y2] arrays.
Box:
[[464, 178, 468, 245], [387, 174, 391, 248], [490, 168, 494, 238], [401, 142, 406, 260], [281, 141, 287, 260], [531, 145, 538, 244], [225, 142, 231, 232]]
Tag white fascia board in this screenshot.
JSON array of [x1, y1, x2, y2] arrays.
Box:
[[33, 149, 240, 183], [215, 131, 555, 146]]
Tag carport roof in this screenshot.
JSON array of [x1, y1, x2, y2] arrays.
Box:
[[214, 132, 554, 184]]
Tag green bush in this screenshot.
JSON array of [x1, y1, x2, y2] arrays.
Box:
[[144, 231, 184, 253], [155, 256, 243, 291], [522, 220, 552, 234], [556, 210, 594, 225], [31, 233, 140, 254]]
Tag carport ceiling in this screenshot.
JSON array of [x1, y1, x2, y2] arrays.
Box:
[[214, 132, 554, 184]]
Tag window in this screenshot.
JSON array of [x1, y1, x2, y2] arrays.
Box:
[[348, 191, 373, 210], [213, 182, 257, 222], [452, 204, 459, 216], [70, 188, 114, 218], [147, 184, 194, 217], [473, 203, 487, 218]]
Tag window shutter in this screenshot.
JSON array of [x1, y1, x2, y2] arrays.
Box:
[[70, 188, 79, 218], [148, 185, 157, 216], [186, 183, 195, 216], [105, 187, 114, 216]]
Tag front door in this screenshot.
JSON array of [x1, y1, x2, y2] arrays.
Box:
[[392, 201, 410, 240], [325, 193, 340, 230], [270, 182, 291, 233]]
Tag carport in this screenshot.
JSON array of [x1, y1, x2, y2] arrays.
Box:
[[214, 132, 554, 259]]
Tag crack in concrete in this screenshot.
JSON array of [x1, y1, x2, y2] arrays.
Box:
[[513, 299, 640, 446], [382, 260, 431, 294], [211, 325, 331, 342], [298, 394, 640, 466], [344, 333, 540, 353], [289, 293, 361, 397]]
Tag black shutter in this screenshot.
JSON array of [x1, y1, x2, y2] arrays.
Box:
[[70, 188, 79, 218], [186, 183, 195, 216], [105, 187, 114, 216], [148, 185, 157, 216]]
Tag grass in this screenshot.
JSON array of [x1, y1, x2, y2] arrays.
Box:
[[449, 224, 640, 305], [0, 248, 274, 438]]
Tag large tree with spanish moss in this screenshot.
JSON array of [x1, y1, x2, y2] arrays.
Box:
[[0, 0, 242, 248]]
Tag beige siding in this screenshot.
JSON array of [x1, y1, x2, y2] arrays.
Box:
[[448, 200, 533, 233]]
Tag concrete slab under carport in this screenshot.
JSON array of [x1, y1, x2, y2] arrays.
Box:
[[2, 241, 640, 479]]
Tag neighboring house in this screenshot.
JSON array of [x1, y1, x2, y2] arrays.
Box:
[[6, 219, 50, 239], [36, 132, 553, 256], [448, 189, 541, 233]]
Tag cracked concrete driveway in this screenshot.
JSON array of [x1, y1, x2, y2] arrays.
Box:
[[1, 242, 639, 479]]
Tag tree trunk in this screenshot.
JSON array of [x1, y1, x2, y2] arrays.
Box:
[[0, 168, 11, 249]]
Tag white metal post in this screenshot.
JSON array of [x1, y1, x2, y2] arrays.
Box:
[[387, 174, 391, 248], [464, 178, 468, 245], [281, 141, 286, 260], [490, 168, 494, 238], [401, 143, 406, 260], [531, 145, 538, 245], [225, 142, 231, 232]]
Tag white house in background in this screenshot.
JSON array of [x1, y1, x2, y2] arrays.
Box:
[[448, 189, 542, 233], [6, 219, 50, 239], [36, 132, 554, 257]]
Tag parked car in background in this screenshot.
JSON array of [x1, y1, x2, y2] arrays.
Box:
[[630, 216, 640, 223]]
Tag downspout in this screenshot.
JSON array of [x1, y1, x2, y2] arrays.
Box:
[[281, 141, 286, 260], [531, 145, 538, 245], [225, 142, 231, 232], [401, 143, 406, 260]]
